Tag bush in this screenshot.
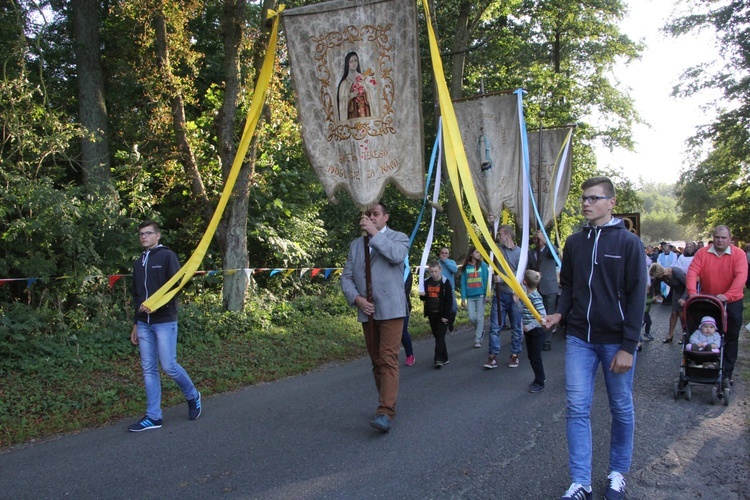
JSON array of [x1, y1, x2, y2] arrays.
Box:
[[0, 277, 432, 448]]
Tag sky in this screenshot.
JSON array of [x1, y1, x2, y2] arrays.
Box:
[[594, 0, 723, 185]]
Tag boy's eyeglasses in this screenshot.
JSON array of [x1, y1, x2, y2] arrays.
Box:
[[580, 195, 611, 204]]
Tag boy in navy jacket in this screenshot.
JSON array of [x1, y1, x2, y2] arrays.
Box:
[[421, 261, 453, 369], [546, 177, 646, 500]]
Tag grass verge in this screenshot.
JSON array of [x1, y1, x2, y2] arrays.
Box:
[[0, 285, 443, 449]]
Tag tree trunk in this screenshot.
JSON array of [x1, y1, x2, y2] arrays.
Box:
[[444, 0, 472, 262], [152, 0, 271, 312], [153, 9, 212, 219], [215, 0, 254, 312], [71, 0, 112, 193]]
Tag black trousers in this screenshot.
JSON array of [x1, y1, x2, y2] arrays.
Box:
[[724, 299, 743, 378], [428, 313, 449, 363], [525, 326, 546, 386]]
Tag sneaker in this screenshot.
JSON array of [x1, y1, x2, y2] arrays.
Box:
[[529, 383, 545, 393], [370, 413, 391, 433], [473, 342, 482, 348], [644, 333, 654, 341], [405, 355, 415, 366], [483, 355, 498, 369], [128, 416, 163, 432], [434, 361, 443, 369], [508, 354, 520, 368], [188, 392, 202, 421], [604, 471, 626, 500], [560, 483, 592, 500]]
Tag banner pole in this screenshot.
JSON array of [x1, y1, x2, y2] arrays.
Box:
[[363, 235, 375, 329]]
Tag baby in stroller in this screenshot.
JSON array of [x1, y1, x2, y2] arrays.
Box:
[[674, 295, 730, 405], [686, 316, 721, 353]]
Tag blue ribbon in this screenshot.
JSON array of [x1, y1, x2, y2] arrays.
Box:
[[404, 120, 443, 282], [515, 90, 561, 268]]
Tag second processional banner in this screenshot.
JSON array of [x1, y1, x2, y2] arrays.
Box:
[[453, 93, 522, 219], [525, 127, 574, 228], [282, 0, 424, 208]]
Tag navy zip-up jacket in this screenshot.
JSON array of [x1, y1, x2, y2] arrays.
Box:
[[420, 276, 453, 318], [555, 218, 646, 354], [132, 245, 180, 325]]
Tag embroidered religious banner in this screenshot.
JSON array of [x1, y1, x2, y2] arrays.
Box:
[[453, 93, 522, 219], [615, 212, 641, 237], [282, 0, 424, 208], [524, 126, 574, 228]]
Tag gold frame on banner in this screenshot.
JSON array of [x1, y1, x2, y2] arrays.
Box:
[[615, 213, 641, 237]]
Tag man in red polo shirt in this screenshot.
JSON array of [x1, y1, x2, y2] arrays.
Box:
[[686, 225, 747, 384]]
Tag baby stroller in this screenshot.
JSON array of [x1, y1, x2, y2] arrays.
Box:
[[673, 294, 730, 406]]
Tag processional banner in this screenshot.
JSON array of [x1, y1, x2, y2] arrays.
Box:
[[453, 94, 522, 219], [282, 0, 424, 208], [524, 127, 574, 228]]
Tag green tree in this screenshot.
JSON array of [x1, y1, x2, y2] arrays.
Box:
[[669, 0, 750, 240], [426, 0, 642, 257], [71, 0, 112, 194], [636, 181, 701, 244]]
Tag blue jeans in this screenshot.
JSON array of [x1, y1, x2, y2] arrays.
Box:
[[137, 321, 198, 420], [401, 314, 414, 357], [565, 335, 636, 485], [466, 296, 485, 343], [488, 290, 523, 355]]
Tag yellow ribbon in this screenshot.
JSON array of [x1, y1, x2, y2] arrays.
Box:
[[422, 1, 541, 322], [267, 5, 285, 18], [143, 6, 284, 312]]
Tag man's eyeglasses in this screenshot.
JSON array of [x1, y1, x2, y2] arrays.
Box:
[[580, 195, 611, 204], [139, 231, 156, 237]]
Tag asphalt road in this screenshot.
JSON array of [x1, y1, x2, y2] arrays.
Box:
[[0, 304, 747, 499]]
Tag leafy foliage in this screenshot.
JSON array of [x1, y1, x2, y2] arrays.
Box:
[[0, 278, 432, 448], [425, 0, 643, 249], [668, 0, 750, 240], [0, 0, 663, 447], [636, 181, 702, 244]]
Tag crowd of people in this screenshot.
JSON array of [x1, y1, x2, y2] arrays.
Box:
[[642, 233, 746, 384], [337, 177, 646, 500], [126, 176, 746, 500], [337, 177, 746, 500]]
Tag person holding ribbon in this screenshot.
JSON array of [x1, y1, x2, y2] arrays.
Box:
[[546, 177, 646, 500], [128, 220, 202, 432]]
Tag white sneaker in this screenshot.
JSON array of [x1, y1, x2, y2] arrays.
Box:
[[560, 483, 592, 500], [604, 471, 626, 500]]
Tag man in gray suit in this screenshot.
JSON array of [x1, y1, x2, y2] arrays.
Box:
[[341, 202, 409, 433], [529, 229, 560, 351]]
